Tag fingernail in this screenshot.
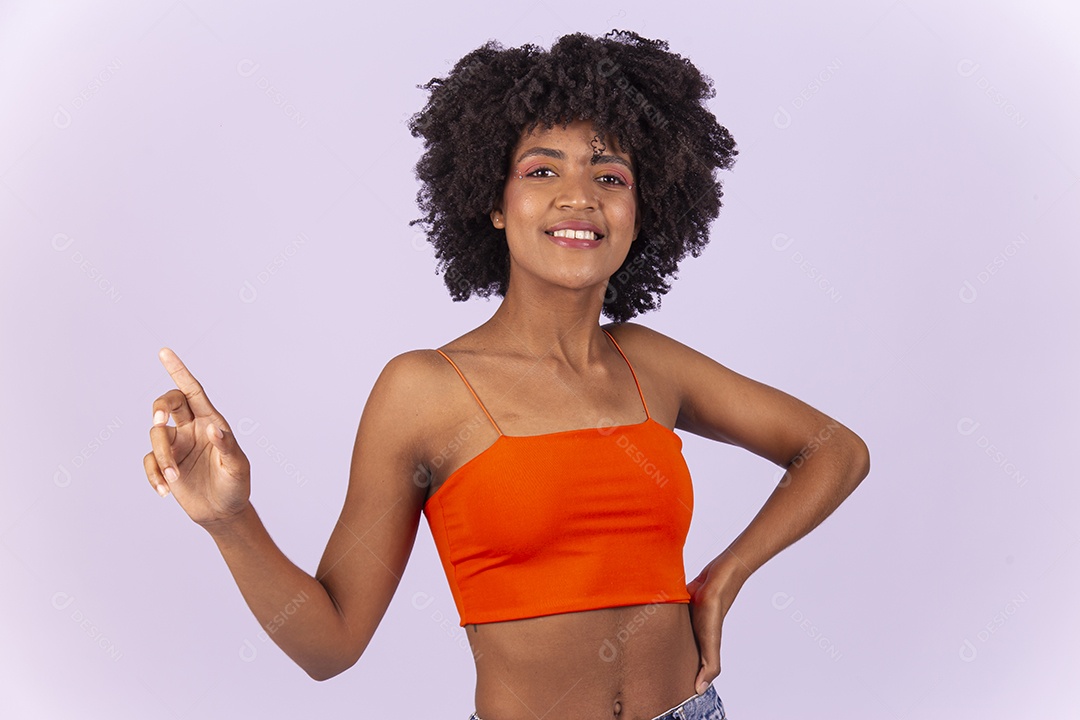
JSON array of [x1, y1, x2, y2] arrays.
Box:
[[157, 484, 169, 498], [697, 681, 708, 694], [165, 467, 178, 482], [154, 410, 166, 426]]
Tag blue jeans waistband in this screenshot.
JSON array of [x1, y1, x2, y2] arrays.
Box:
[[468, 683, 725, 720]]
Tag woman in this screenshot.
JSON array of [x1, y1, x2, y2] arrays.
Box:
[[144, 30, 870, 720]]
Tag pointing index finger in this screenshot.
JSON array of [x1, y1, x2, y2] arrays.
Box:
[[158, 347, 218, 418]]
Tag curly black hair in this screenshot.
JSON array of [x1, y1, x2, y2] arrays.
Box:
[[408, 29, 737, 322]]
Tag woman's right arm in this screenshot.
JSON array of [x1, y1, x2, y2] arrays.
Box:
[[144, 349, 432, 681]]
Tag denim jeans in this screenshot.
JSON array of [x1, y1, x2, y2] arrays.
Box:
[[468, 683, 726, 720]]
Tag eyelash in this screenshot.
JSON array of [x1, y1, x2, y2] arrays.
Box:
[[522, 165, 631, 187]]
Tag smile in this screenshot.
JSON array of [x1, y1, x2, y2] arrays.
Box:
[[546, 229, 602, 241]]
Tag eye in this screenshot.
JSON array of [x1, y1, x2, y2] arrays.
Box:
[[597, 173, 630, 186], [523, 165, 556, 178]]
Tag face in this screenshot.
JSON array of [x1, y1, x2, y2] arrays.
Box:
[[490, 119, 640, 293]]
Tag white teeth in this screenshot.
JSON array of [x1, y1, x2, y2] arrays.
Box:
[[550, 229, 598, 240]]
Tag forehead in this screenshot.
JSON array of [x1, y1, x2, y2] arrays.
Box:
[[512, 119, 630, 157]]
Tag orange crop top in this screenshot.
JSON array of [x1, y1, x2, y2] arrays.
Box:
[[422, 328, 694, 626]]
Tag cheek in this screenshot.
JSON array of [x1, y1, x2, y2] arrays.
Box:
[[615, 197, 638, 228], [504, 186, 544, 223]]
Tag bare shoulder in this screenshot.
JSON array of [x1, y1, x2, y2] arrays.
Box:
[[601, 320, 679, 352], [378, 347, 454, 389], [600, 320, 696, 376], [368, 348, 458, 443], [600, 319, 719, 408]]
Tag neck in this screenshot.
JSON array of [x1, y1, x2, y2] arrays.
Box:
[[482, 274, 613, 369]]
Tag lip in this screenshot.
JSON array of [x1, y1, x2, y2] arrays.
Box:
[[546, 230, 602, 250], [545, 220, 605, 239]]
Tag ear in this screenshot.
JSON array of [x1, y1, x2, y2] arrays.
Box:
[[490, 208, 505, 229]]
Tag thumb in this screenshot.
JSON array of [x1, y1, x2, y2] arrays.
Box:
[[206, 422, 242, 462], [695, 641, 720, 695]]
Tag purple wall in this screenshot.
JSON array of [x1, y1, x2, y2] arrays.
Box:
[[1, 1, 1076, 717]]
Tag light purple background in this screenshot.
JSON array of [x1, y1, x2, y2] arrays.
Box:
[[2, 1, 1077, 717]]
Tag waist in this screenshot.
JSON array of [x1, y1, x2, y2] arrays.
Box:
[[469, 602, 700, 720]]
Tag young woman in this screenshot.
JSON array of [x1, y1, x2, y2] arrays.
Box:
[[144, 30, 870, 720]]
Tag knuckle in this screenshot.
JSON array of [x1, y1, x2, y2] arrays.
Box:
[[166, 389, 188, 408]]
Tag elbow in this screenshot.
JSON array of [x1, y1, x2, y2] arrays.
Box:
[[306, 656, 357, 682], [792, 424, 870, 484], [304, 604, 369, 681], [303, 644, 364, 682], [308, 669, 339, 683], [846, 433, 871, 485], [303, 659, 340, 682]]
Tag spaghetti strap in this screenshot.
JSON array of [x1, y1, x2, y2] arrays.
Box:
[[600, 328, 651, 420], [434, 349, 504, 435]]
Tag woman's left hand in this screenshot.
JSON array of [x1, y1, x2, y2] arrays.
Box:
[[686, 554, 748, 695]]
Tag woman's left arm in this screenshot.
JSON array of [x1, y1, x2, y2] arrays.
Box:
[[614, 323, 871, 693]]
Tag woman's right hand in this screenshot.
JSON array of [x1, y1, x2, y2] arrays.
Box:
[[144, 348, 252, 528]]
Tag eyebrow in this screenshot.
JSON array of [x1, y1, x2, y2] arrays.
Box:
[[515, 147, 634, 173]]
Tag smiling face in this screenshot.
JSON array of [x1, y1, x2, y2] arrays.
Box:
[[490, 119, 640, 295]]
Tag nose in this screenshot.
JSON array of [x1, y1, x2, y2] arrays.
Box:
[[555, 168, 598, 210]]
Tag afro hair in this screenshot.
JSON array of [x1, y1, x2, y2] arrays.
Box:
[[408, 29, 737, 322]]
